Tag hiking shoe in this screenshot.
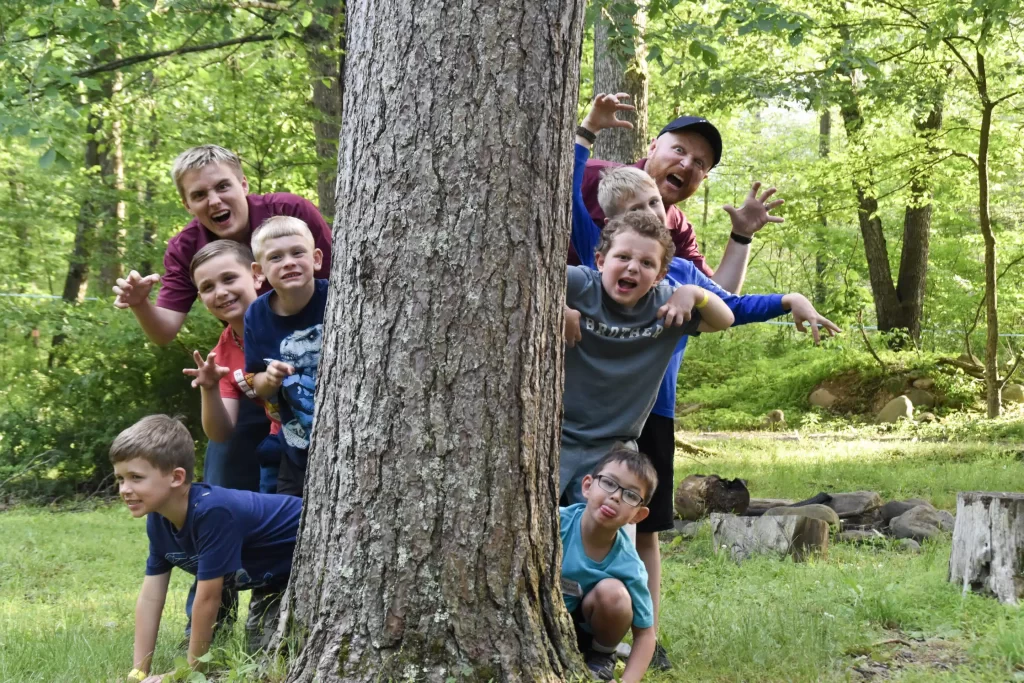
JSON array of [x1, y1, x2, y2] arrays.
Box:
[[650, 641, 673, 671], [584, 648, 617, 681]]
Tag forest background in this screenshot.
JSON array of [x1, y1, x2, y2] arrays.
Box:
[[2, 0, 1023, 499]]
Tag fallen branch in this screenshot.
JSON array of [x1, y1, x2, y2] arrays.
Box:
[[858, 311, 888, 371]]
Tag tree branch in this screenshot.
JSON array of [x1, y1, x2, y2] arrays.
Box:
[[71, 33, 277, 79]]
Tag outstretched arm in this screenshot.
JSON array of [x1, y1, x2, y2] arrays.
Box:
[[658, 284, 733, 331], [113, 271, 187, 346], [131, 572, 169, 678], [710, 182, 785, 294], [183, 350, 239, 442], [621, 625, 656, 683]]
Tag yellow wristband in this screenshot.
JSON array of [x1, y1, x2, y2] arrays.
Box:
[[127, 668, 147, 682], [695, 288, 710, 309]]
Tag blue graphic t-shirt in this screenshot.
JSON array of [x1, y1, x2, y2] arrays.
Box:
[[144, 483, 301, 588], [243, 279, 329, 468]]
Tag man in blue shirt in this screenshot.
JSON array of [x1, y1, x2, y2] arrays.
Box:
[[568, 93, 841, 668], [109, 415, 301, 683]]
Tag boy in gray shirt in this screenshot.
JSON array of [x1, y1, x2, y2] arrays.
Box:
[[561, 212, 733, 503]]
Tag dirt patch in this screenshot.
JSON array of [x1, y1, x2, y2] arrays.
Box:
[[846, 633, 970, 679]]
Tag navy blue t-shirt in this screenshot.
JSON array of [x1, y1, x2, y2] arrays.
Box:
[[145, 483, 301, 587], [243, 279, 329, 468]]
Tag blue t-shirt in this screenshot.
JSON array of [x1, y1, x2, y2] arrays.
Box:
[[570, 143, 788, 418], [145, 483, 301, 588], [243, 279, 329, 467], [559, 503, 653, 629]]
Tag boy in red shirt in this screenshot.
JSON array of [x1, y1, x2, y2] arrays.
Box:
[[182, 240, 284, 494]]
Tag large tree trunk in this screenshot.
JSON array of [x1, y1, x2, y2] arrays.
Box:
[[592, 0, 648, 164], [96, 65, 126, 293], [304, 2, 344, 221], [284, 0, 586, 680]]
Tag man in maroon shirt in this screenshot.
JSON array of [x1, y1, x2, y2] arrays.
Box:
[[576, 115, 782, 294], [112, 145, 333, 346]]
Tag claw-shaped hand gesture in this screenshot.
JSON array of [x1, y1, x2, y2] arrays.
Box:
[[723, 181, 784, 238], [183, 350, 230, 390], [581, 92, 636, 134]]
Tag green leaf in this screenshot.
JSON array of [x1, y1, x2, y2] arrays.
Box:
[[39, 148, 56, 169], [789, 30, 803, 47], [301, 10, 313, 27], [30, 137, 49, 149], [689, 40, 703, 58]]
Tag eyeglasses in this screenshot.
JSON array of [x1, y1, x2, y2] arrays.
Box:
[[594, 475, 644, 508]]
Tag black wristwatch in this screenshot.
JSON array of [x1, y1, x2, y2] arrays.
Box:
[[730, 232, 753, 245], [576, 126, 597, 144]]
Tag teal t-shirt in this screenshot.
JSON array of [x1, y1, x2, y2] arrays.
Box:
[[559, 503, 654, 629]]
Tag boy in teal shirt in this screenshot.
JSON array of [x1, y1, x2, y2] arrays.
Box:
[[560, 444, 658, 682]]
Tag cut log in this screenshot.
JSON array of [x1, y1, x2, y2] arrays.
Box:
[[711, 513, 828, 562], [674, 474, 750, 520], [947, 491, 1024, 605]]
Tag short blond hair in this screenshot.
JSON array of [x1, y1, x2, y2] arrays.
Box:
[[109, 415, 195, 482], [171, 145, 244, 201], [597, 166, 659, 218], [251, 216, 315, 262], [190, 240, 255, 284]]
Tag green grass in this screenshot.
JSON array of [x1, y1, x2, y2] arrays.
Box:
[[2, 437, 1024, 681]]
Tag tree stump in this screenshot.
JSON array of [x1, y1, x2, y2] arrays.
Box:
[[947, 492, 1024, 605]]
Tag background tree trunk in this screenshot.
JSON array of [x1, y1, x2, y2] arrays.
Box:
[[978, 98, 999, 417], [592, 0, 648, 164], [304, 2, 345, 221], [284, 0, 586, 680], [814, 108, 830, 306]]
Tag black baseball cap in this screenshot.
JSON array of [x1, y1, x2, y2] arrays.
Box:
[[658, 116, 723, 168]]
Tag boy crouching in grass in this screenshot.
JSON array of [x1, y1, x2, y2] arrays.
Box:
[[561, 444, 658, 682], [111, 415, 301, 683]]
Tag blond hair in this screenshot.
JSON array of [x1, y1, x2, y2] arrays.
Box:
[[596, 211, 675, 272], [189, 240, 255, 284], [251, 216, 315, 262], [171, 145, 244, 201], [109, 415, 196, 482], [597, 166, 660, 218]]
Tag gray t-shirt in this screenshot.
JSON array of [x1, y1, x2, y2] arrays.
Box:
[[561, 266, 701, 502]]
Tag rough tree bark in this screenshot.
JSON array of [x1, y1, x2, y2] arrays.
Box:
[[283, 0, 586, 680], [838, 79, 940, 347], [592, 0, 648, 164], [304, 2, 344, 221], [948, 491, 1024, 605], [974, 51, 1000, 417]]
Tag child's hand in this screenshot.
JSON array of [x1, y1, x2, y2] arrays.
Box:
[[139, 674, 166, 683], [113, 271, 161, 309], [564, 306, 582, 348], [183, 350, 230, 390], [264, 360, 295, 389], [783, 293, 842, 344], [581, 92, 635, 134], [658, 285, 701, 327]]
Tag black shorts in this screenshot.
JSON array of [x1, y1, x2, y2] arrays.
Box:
[[276, 455, 306, 498], [636, 413, 675, 534]]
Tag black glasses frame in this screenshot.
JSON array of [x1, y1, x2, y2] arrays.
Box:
[[594, 474, 644, 508]]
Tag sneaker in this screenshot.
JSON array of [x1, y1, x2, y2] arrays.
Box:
[[650, 641, 673, 671], [584, 648, 617, 681]]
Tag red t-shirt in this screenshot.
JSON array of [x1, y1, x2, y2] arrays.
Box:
[[211, 325, 282, 434], [573, 157, 711, 276], [156, 193, 333, 313]]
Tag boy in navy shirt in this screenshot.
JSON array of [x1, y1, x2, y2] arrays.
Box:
[[244, 216, 329, 498], [110, 415, 301, 683], [561, 444, 658, 682]]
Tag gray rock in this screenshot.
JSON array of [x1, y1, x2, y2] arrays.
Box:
[[912, 378, 935, 390], [765, 503, 840, 527], [826, 491, 884, 526], [1003, 383, 1024, 404], [673, 519, 706, 539], [904, 497, 933, 508], [890, 505, 943, 542], [809, 388, 838, 408], [897, 538, 922, 552], [904, 388, 936, 408], [877, 396, 913, 423], [838, 529, 886, 543], [935, 509, 955, 532], [917, 412, 937, 423], [880, 500, 919, 525]]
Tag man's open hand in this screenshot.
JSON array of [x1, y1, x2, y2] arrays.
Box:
[[113, 271, 161, 309], [183, 350, 230, 390], [723, 181, 784, 238], [581, 92, 636, 134]]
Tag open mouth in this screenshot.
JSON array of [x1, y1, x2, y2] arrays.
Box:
[[281, 272, 302, 281], [666, 173, 684, 189], [124, 498, 143, 510], [218, 298, 238, 310], [599, 504, 618, 518], [617, 277, 637, 291], [211, 210, 231, 225]]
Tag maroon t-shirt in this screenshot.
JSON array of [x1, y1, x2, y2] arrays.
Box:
[[156, 193, 334, 313], [573, 157, 712, 277]]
